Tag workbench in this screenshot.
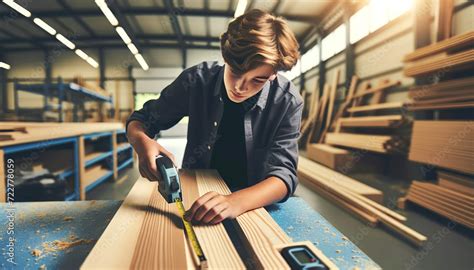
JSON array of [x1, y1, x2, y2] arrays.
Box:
[[0, 198, 380, 269]]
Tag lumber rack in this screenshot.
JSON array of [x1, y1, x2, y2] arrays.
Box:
[[14, 77, 113, 122], [0, 123, 133, 202]]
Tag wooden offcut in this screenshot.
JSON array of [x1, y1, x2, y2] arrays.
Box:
[[306, 144, 354, 171]]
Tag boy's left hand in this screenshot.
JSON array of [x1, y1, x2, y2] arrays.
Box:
[[184, 191, 243, 225]]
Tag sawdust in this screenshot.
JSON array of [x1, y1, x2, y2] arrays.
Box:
[[31, 249, 42, 257], [63, 216, 74, 221], [39, 264, 46, 270]]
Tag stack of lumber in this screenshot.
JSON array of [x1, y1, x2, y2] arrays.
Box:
[[409, 121, 474, 175], [438, 170, 474, 197], [298, 156, 427, 246], [72, 76, 109, 96], [407, 77, 474, 111], [337, 115, 407, 128], [82, 170, 337, 269], [403, 179, 473, 230], [306, 144, 354, 171], [325, 133, 407, 154], [403, 31, 474, 77]]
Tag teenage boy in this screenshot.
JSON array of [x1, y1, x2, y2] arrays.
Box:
[[126, 9, 302, 225]]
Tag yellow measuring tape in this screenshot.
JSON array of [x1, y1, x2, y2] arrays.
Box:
[[174, 198, 208, 266]]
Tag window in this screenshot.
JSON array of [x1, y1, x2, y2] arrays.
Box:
[[135, 93, 160, 110], [301, 44, 319, 73], [350, 0, 413, 44], [321, 24, 346, 61]]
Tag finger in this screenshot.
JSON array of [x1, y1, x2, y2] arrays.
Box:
[[142, 166, 156, 182], [193, 196, 225, 222], [209, 209, 231, 225], [147, 156, 159, 181], [185, 192, 219, 221], [160, 148, 177, 167], [201, 202, 228, 224]]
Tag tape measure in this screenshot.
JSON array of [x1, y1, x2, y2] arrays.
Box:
[[174, 198, 208, 266]]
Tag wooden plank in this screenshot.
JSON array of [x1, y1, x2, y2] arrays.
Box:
[[347, 101, 405, 113], [319, 70, 341, 143], [298, 157, 425, 246], [0, 122, 124, 147], [404, 49, 474, 77], [112, 131, 118, 180], [81, 177, 157, 269], [196, 170, 291, 269], [338, 115, 404, 128], [78, 136, 86, 200], [306, 143, 354, 171], [435, 0, 454, 41], [438, 171, 474, 196], [404, 31, 474, 61], [299, 156, 383, 203], [351, 80, 400, 99], [306, 83, 330, 146], [0, 150, 5, 202]]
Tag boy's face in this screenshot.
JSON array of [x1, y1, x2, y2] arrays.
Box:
[[223, 63, 277, 103]]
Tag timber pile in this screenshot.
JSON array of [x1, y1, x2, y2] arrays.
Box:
[[298, 156, 427, 246], [306, 144, 354, 172], [403, 31, 474, 77], [407, 77, 474, 111], [82, 170, 337, 269], [325, 133, 407, 154], [72, 76, 108, 96], [402, 180, 473, 230], [408, 121, 474, 175]]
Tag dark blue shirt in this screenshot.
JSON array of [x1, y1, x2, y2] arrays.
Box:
[[126, 61, 303, 201]]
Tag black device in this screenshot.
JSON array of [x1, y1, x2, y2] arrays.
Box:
[[280, 245, 330, 270]]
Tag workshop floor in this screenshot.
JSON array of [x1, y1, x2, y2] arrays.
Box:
[[87, 137, 474, 270]]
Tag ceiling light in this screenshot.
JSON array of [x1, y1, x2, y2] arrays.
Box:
[[33, 18, 56, 35], [0, 62, 11, 70], [75, 49, 88, 60], [95, 0, 118, 26], [134, 54, 149, 71], [234, 0, 247, 18], [56, 34, 75, 50], [86, 57, 99, 68], [115, 26, 131, 44], [2, 0, 31, 18], [127, 43, 138, 55]]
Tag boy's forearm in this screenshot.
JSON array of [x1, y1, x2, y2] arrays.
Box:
[[126, 120, 149, 146], [230, 176, 288, 214]]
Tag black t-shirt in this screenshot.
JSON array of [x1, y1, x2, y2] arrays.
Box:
[[210, 86, 261, 190]]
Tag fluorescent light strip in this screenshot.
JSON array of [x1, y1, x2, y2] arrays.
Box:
[[86, 57, 99, 68], [56, 34, 75, 50], [2, 0, 31, 17], [134, 54, 149, 71], [0, 62, 11, 70], [75, 49, 88, 60], [234, 0, 247, 18], [33, 18, 56, 35], [115, 26, 131, 44], [127, 43, 138, 55], [95, 0, 118, 26]]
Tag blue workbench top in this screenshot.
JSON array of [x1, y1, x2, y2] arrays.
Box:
[[0, 198, 379, 269]]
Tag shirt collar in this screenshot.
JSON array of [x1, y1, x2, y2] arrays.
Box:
[[214, 65, 270, 111]]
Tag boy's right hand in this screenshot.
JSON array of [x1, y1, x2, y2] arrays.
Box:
[[132, 134, 176, 182]]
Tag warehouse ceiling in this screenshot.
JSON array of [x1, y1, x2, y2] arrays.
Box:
[[0, 0, 338, 52]]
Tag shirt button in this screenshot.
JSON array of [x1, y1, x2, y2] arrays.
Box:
[[219, 97, 223, 102], [207, 145, 211, 150], [213, 121, 217, 126]]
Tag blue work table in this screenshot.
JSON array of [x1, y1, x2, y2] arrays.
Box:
[[0, 198, 379, 269]]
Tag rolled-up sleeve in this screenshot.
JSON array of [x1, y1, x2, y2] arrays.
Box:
[[263, 99, 303, 202], [126, 71, 191, 138]]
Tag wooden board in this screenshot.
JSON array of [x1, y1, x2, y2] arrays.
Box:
[[82, 170, 317, 269], [298, 156, 383, 203], [306, 143, 354, 171], [112, 131, 118, 180], [404, 31, 473, 62], [438, 170, 474, 197], [78, 136, 86, 200], [0, 122, 123, 147], [320, 70, 340, 143], [337, 115, 404, 128], [347, 101, 405, 113], [404, 49, 474, 77], [306, 83, 330, 146], [409, 121, 474, 175]]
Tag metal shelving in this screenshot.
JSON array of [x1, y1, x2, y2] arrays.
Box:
[[14, 77, 113, 122]]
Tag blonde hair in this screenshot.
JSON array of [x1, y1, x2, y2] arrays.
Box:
[[220, 9, 300, 74]]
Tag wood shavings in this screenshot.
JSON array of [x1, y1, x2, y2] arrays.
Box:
[[31, 249, 42, 257], [63, 216, 74, 221]]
